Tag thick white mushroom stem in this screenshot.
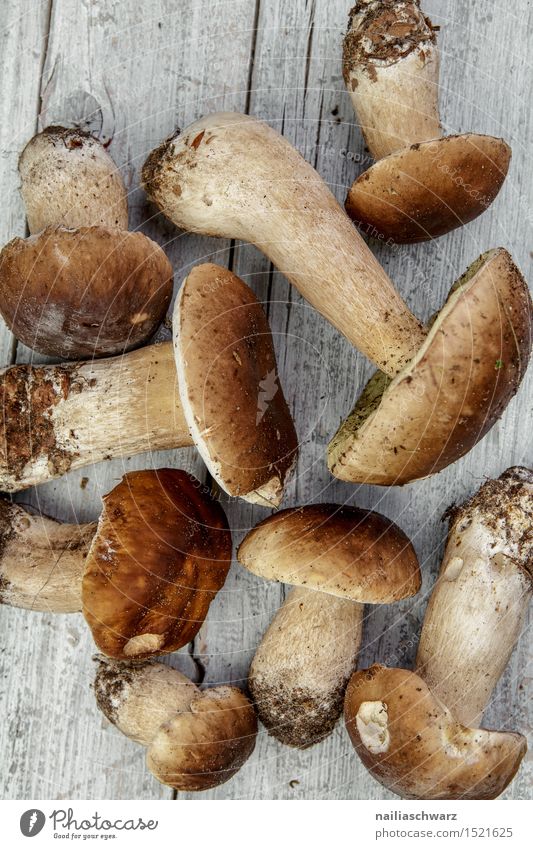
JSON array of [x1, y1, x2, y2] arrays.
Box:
[[0, 498, 95, 612], [142, 112, 426, 376], [343, 0, 441, 159], [416, 467, 533, 727], [94, 657, 258, 792], [249, 587, 363, 748], [0, 342, 191, 492]]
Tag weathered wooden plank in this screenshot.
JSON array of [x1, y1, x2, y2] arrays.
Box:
[[1, 0, 531, 801], [0, 0, 52, 363], [0, 0, 259, 800], [180, 0, 532, 799]]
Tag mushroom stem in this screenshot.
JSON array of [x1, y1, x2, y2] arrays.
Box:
[[343, 0, 441, 159], [0, 498, 95, 612], [142, 112, 426, 376], [94, 657, 199, 745], [416, 467, 533, 727], [0, 342, 191, 492], [94, 657, 258, 792], [249, 587, 363, 748]]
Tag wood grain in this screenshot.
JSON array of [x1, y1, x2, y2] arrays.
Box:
[[0, 0, 531, 800]]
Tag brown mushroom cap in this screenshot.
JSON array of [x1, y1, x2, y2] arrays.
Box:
[[174, 262, 298, 507], [82, 469, 232, 660], [345, 135, 511, 244], [329, 248, 532, 485], [345, 665, 526, 800], [0, 226, 173, 358], [146, 686, 258, 792], [237, 503, 420, 601], [18, 125, 129, 233]]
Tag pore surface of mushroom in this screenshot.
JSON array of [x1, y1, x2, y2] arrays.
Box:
[[345, 665, 526, 799], [239, 504, 420, 747], [143, 115, 531, 483], [343, 0, 511, 242], [18, 126, 129, 233], [94, 657, 258, 792], [416, 467, 533, 725], [1, 469, 232, 661], [0, 263, 297, 506], [0, 226, 173, 358]]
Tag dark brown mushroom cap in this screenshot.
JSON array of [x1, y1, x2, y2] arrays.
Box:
[[345, 665, 526, 800], [0, 226, 173, 358], [175, 263, 298, 506], [329, 248, 532, 485], [345, 135, 511, 243], [82, 469, 232, 660], [18, 125, 129, 233], [146, 686, 258, 791], [237, 503, 420, 601]]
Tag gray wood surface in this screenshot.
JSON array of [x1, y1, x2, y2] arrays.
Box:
[[0, 0, 531, 800]]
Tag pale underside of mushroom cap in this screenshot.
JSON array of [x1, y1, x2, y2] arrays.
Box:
[[18, 125, 129, 233], [329, 248, 532, 485], [174, 263, 298, 507], [0, 226, 173, 358], [237, 503, 420, 601], [345, 665, 526, 800], [345, 135, 512, 243]]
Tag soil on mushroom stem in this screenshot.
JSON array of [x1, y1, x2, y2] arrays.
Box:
[[343, 0, 437, 82], [0, 364, 82, 481]]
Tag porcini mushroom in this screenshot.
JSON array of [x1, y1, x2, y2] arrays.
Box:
[[328, 249, 532, 484], [344, 665, 526, 799], [342, 0, 511, 242], [416, 467, 533, 726], [237, 504, 420, 747], [18, 125, 129, 233], [2, 126, 168, 357], [0, 468, 232, 661], [0, 226, 173, 358], [142, 114, 531, 482], [94, 657, 257, 792], [0, 263, 297, 506]]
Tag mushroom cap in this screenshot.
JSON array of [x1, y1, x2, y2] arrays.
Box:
[[82, 469, 232, 660], [329, 248, 532, 485], [0, 226, 173, 358], [345, 134, 511, 243], [344, 665, 526, 800], [174, 263, 298, 507], [18, 125, 129, 233], [146, 686, 258, 791], [237, 503, 420, 601]]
